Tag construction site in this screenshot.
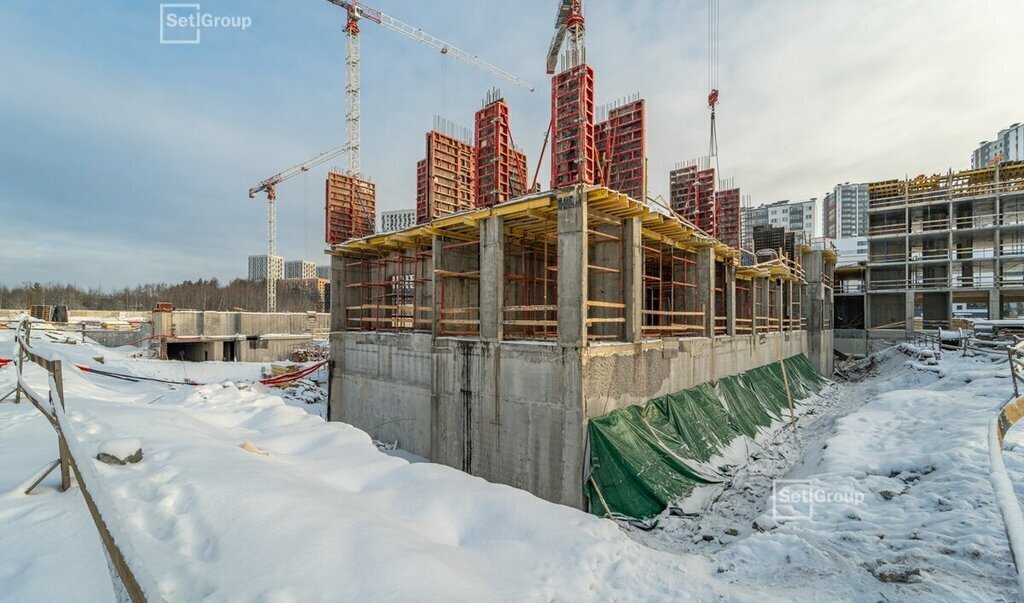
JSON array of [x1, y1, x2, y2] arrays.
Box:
[[321, 0, 835, 510]]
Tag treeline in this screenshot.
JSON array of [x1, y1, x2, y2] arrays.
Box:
[[0, 279, 324, 313]]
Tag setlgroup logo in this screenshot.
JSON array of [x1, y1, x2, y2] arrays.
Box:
[[772, 478, 865, 522], [160, 4, 253, 45]]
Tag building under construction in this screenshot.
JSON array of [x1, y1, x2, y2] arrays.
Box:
[[327, 184, 835, 509], [551, 63, 597, 188], [669, 161, 718, 236], [595, 96, 647, 202], [475, 91, 530, 207], [325, 172, 375, 245], [715, 186, 741, 249], [853, 161, 1024, 331], [416, 118, 476, 224]]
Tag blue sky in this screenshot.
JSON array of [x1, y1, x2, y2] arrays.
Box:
[[2, 0, 1022, 288]]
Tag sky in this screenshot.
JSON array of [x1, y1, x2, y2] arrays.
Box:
[[1, 0, 1022, 289]]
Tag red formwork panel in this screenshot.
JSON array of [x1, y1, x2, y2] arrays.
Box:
[[669, 164, 717, 237], [595, 98, 646, 200], [715, 187, 741, 249], [475, 96, 528, 207], [325, 171, 375, 245], [551, 63, 596, 189], [416, 130, 476, 224]]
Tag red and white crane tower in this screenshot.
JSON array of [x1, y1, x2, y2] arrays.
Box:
[[323, 0, 535, 178]]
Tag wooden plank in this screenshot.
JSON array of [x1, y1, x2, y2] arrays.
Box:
[[503, 320, 558, 327], [503, 305, 557, 312], [586, 318, 626, 324], [586, 301, 626, 309]]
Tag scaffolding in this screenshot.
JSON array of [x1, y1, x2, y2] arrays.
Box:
[[344, 247, 433, 332], [503, 239, 558, 339], [436, 237, 481, 337], [331, 187, 811, 342], [641, 240, 702, 337]]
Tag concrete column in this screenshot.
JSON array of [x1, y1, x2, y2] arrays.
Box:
[[725, 263, 736, 336], [696, 247, 716, 337], [989, 288, 1001, 320], [905, 290, 915, 331], [557, 188, 588, 346], [622, 216, 643, 343], [480, 216, 504, 341], [330, 253, 346, 333], [431, 236, 443, 337], [774, 279, 784, 332]]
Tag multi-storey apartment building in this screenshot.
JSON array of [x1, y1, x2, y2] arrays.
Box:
[[284, 260, 317, 280], [248, 255, 284, 281], [380, 209, 415, 233], [862, 161, 1024, 329], [972, 123, 1024, 169]]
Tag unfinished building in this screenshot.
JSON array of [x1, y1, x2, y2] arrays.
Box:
[[595, 96, 646, 201], [551, 64, 596, 188], [474, 91, 530, 208], [327, 185, 835, 509], [325, 172, 375, 245], [864, 161, 1024, 330], [669, 161, 717, 237], [416, 119, 476, 224], [715, 186, 741, 249]]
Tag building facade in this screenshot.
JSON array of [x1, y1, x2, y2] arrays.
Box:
[[741, 199, 816, 250], [864, 162, 1024, 329], [823, 183, 868, 239], [316, 265, 330, 279], [380, 209, 416, 233], [248, 255, 284, 281], [284, 260, 317, 280], [973, 123, 1024, 169]]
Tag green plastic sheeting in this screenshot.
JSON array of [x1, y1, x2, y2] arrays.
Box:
[[586, 354, 825, 520]]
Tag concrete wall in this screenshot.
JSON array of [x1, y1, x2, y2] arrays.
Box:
[[330, 330, 822, 509], [581, 333, 808, 418], [153, 310, 328, 363]]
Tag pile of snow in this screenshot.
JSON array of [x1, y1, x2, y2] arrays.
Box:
[[3, 328, 1024, 600]]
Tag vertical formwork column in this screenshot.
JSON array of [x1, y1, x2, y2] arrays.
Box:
[[558, 188, 588, 346], [480, 216, 505, 341], [328, 252, 347, 423], [622, 216, 642, 343], [696, 247, 716, 338]]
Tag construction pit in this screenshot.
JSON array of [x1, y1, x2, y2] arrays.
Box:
[[327, 184, 836, 510]]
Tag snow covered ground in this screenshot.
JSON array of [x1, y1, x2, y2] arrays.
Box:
[[1, 329, 1023, 601]]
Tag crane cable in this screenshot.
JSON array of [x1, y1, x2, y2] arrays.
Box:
[[708, 0, 720, 175]]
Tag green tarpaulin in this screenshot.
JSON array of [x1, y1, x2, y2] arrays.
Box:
[[586, 354, 825, 520]]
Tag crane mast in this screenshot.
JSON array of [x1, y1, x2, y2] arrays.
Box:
[[248, 143, 348, 313], [325, 0, 533, 176], [546, 0, 585, 74]]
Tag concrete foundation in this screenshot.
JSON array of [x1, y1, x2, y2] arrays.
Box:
[[153, 310, 328, 363]]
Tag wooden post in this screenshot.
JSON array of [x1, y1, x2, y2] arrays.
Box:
[[52, 360, 71, 492]]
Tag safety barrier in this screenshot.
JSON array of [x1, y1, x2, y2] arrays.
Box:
[[994, 337, 1024, 598], [9, 320, 161, 602]]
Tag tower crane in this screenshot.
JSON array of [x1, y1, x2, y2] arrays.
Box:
[[248, 144, 348, 313], [545, 0, 585, 74], [322, 0, 535, 178]]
